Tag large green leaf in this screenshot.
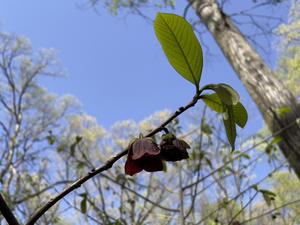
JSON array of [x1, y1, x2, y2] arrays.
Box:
[[233, 102, 248, 128], [205, 84, 240, 105], [223, 105, 236, 150], [154, 13, 203, 88], [202, 93, 224, 113]]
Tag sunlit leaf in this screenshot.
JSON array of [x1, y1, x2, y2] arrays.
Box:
[[202, 93, 223, 113], [154, 13, 203, 88], [223, 105, 236, 150], [203, 93, 248, 128], [233, 102, 248, 128], [205, 84, 240, 105]]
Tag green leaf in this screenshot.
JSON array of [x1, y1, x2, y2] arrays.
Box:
[[276, 106, 292, 118], [154, 13, 203, 88], [201, 122, 213, 135], [202, 93, 224, 113], [56, 145, 66, 153], [271, 136, 283, 145], [223, 105, 236, 150], [205, 157, 213, 169], [46, 135, 55, 145], [46, 131, 55, 145], [76, 136, 83, 143], [205, 84, 240, 105], [80, 197, 87, 214], [265, 136, 282, 155], [251, 184, 259, 192], [241, 153, 250, 160], [70, 136, 83, 157], [233, 102, 248, 128], [79, 193, 88, 214], [260, 189, 276, 206], [70, 143, 76, 157], [202, 93, 248, 128]]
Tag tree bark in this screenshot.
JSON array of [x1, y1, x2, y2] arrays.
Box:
[[191, 0, 300, 178]]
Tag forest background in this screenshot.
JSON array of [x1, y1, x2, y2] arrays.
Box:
[[0, 0, 300, 224]]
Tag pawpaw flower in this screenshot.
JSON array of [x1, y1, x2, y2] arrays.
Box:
[[159, 133, 190, 162], [125, 137, 163, 176]]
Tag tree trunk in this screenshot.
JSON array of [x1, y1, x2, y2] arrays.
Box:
[[191, 0, 300, 178]]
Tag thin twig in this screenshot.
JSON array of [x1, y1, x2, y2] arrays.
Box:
[[195, 163, 284, 225], [182, 118, 297, 191], [241, 199, 300, 224], [228, 192, 259, 225]]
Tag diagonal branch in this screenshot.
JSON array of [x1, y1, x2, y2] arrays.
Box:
[[25, 92, 201, 225], [0, 193, 20, 225]]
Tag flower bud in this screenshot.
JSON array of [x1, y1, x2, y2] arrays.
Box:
[[159, 133, 190, 162]]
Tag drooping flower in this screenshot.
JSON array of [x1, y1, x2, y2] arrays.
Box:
[[159, 133, 190, 162], [125, 137, 163, 176]]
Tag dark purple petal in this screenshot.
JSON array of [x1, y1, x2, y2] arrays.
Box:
[[160, 147, 189, 161], [125, 154, 143, 176], [160, 136, 190, 162], [132, 138, 160, 160], [131, 140, 146, 160], [141, 156, 164, 172]]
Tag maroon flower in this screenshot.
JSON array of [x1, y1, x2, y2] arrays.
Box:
[[125, 137, 163, 176], [159, 133, 190, 162]]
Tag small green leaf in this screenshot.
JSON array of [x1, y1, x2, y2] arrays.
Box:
[[223, 105, 236, 150], [154, 13, 203, 88], [70, 143, 76, 157], [79, 193, 87, 198], [79, 193, 88, 214], [265, 136, 282, 155], [271, 136, 283, 145], [260, 189, 276, 206], [202, 93, 224, 113], [233, 102, 248, 128], [47, 135, 55, 145], [205, 157, 213, 169], [80, 197, 87, 214], [201, 123, 213, 135], [205, 84, 240, 105], [56, 145, 66, 153], [241, 153, 250, 160], [76, 136, 83, 143], [276, 106, 292, 118], [70, 136, 83, 157], [251, 184, 259, 192]]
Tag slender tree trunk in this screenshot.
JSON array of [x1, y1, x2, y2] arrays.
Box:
[[191, 0, 300, 178]]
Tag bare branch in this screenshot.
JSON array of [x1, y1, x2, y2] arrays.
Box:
[[0, 193, 20, 225]]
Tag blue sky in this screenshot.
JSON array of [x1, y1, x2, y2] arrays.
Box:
[[0, 0, 287, 132]]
